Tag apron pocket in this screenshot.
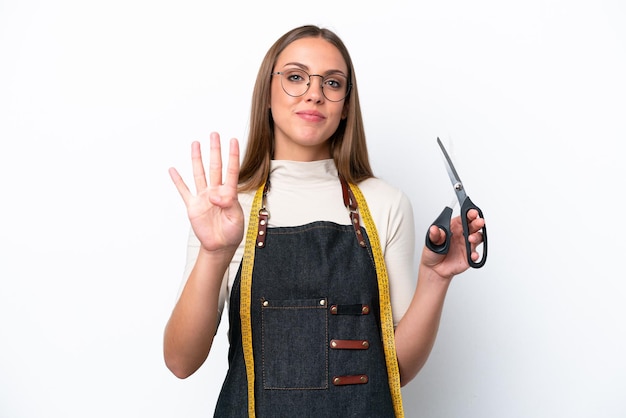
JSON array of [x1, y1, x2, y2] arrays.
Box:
[[261, 297, 328, 390]]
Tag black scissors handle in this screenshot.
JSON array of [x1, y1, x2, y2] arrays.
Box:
[[425, 196, 488, 269], [425, 206, 453, 254]]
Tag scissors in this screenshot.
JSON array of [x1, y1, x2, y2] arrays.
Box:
[[425, 137, 487, 268]]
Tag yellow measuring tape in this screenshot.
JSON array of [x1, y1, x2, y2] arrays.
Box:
[[240, 181, 404, 417], [351, 183, 405, 418], [240, 183, 266, 417]]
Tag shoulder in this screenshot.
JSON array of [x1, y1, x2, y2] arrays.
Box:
[[357, 177, 414, 216], [355, 176, 415, 249]]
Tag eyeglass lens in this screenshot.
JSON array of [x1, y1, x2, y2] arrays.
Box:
[[277, 69, 349, 102]]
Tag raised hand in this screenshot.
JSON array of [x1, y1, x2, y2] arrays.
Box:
[[169, 132, 245, 254], [422, 209, 486, 278]]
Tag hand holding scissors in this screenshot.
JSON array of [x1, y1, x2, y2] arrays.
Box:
[[425, 138, 487, 268]]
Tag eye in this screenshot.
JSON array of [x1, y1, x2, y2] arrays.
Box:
[[284, 69, 307, 83], [323, 75, 346, 90]]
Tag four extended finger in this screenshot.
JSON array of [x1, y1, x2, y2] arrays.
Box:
[[208, 132, 223, 188], [191, 140, 208, 192], [224, 138, 240, 189]]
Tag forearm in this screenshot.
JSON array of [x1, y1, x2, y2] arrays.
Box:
[[393, 264, 451, 386], [163, 248, 233, 378]]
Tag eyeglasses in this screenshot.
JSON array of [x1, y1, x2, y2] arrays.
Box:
[[272, 69, 351, 102]]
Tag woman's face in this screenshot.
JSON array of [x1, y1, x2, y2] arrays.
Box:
[[270, 37, 349, 161]]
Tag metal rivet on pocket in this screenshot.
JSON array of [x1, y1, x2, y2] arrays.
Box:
[[319, 299, 325, 306], [362, 341, 369, 348], [333, 377, 341, 385], [262, 300, 269, 307], [362, 305, 370, 314]]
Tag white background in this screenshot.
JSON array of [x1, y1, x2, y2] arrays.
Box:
[[1, 0, 625, 417]]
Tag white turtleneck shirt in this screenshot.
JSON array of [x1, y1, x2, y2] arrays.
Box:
[[180, 159, 416, 326]]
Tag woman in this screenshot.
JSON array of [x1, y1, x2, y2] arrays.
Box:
[[164, 25, 485, 417]]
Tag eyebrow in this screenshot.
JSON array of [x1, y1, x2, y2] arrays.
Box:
[[280, 62, 348, 77]]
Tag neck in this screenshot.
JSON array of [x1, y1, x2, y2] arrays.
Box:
[[273, 142, 331, 162]]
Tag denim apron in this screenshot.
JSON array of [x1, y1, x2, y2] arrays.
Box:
[[214, 181, 396, 417]]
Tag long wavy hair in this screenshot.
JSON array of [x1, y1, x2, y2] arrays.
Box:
[[238, 25, 374, 191]]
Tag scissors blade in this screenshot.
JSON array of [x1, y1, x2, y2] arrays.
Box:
[[437, 137, 468, 203]]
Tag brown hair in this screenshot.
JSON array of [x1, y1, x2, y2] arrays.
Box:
[[238, 25, 374, 191]]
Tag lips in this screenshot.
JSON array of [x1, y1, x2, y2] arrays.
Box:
[[296, 110, 326, 122]]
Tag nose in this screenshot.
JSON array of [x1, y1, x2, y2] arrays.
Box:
[[305, 74, 325, 102]]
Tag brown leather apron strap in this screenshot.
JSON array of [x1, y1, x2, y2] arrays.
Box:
[[332, 374, 369, 386], [339, 175, 367, 248], [255, 180, 271, 248], [257, 175, 367, 249], [330, 339, 370, 350]]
